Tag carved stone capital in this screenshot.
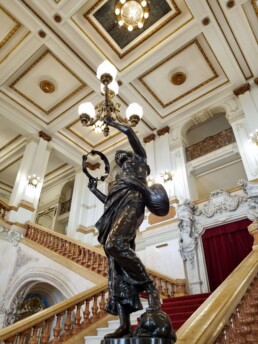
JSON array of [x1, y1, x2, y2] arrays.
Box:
[[248, 221, 258, 246], [157, 126, 170, 137], [39, 131, 52, 142], [143, 133, 156, 143], [233, 83, 250, 97]]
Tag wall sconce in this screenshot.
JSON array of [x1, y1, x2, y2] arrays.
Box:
[[28, 174, 40, 187], [160, 170, 173, 183], [250, 130, 258, 145]]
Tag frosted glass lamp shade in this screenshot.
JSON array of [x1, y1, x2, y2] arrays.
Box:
[[97, 61, 117, 81], [101, 80, 119, 95], [126, 103, 143, 120], [78, 102, 96, 118]]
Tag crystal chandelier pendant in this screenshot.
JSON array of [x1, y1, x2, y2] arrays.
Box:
[[115, 0, 150, 31]]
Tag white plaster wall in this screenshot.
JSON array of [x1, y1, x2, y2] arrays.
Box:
[[137, 239, 184, 279], [0, 239, 95, 311]]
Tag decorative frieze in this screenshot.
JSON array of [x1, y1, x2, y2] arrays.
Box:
[[185, 128, 236, 161], [0, 225, 23, 246]]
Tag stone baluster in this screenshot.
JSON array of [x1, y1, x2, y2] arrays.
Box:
[[29, 324, 41, 344], [91, 295, 99, 321], [61, 307, 74, 341], [72, 302, 84, 334], [4, 336, 16, 343], [82, 298, 92, 327], [50, 312, 64, 344], [99, 291, 107, 318], [41, 317, 54, 344]]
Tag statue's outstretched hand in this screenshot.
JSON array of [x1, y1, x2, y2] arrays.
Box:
[[88, 178, 97, 191]]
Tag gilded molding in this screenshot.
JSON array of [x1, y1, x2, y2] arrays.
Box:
[[84, 0, 181, 58], [9, 50, 86, 115], [233, 83, 250, 96], [39, 131, 52, 142], [0, 6, 21, 48], [143, 134, 156, 143], [139, 39, 218, 108], [157, 126, 170, 136], [19, 201, 35, 212], [0, 135, 22, 152], [254, 77, 258, 85]]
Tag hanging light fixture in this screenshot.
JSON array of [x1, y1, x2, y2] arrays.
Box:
[[115, 0, 150, 31], [28, 174, 41, 187], [78, 60, 143, 137]]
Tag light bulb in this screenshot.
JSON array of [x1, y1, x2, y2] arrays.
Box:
[[118, 20, 124, 26], [128, 25, 133, 31], [115, 8, 120, 15], [126, 103, 143, 119], [97, 60, 117, 81], [138, 22, 143, 28], [120, 0, 126, 3], [78, 102, 96, 118], [141, 0, 147, 7], [144, 12, 149, 18], [101, 80, 119, 95]]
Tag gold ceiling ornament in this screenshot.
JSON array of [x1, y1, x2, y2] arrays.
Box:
[[39, 80, 55, 93], [78, 60, 143, 137], [115, 0, 150, 31], [171, 71, 187, 85]]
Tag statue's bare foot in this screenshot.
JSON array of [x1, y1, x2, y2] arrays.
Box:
[[104, 325, 132, 339]]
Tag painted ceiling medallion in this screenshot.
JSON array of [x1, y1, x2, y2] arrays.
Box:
[[171, 72, 187, 86], [39, 80, 55, 93], [115, 0, 150, 31]]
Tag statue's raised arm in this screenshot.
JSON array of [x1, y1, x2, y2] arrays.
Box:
[[104, 116, 146, 160]]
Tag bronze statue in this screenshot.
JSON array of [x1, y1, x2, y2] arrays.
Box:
[[83, 117, 176, 342]]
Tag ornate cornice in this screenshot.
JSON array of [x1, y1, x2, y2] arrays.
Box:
[[39, 131, 52, 142], [157, 126, 170, 137], [233, 83, 250, 96], [86, 162, 100, 170], [143, 134, 156, 143]]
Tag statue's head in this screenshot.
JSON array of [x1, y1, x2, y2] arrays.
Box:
[[115, 150, 133, 167]]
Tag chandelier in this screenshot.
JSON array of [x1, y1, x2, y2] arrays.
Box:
[[115, 0, 150, 31], [78, 60, 143, 137]]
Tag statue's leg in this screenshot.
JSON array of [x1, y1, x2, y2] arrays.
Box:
[[104, 303, 132, 338], [105, 205, 161, 311]]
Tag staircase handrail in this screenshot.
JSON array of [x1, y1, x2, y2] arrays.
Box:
[[26, 221, 105, 255], [0, 283, 108, 342], [25, 222, 186, 298], [176, 249, 258, 344]]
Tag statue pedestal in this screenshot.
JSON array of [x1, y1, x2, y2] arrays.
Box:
[[101, 338, 175, 344]]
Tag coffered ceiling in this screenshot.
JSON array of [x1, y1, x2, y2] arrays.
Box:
[[0, 0, 258, 188]]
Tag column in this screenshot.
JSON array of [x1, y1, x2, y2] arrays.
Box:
[[7, 132, 52, 225], [67, 163, 105, 243], [226, 102, 258, 180], [233, 83, 258, 134], [170, 137, 198, 202]]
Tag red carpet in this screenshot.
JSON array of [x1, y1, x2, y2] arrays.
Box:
[[161, 292, 211, 331]]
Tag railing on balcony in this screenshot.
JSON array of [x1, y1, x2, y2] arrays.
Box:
[[59, 200, 71, 216], [25, 223, 186, 297], [185, 128, 236, 162], [0, 283, 109, 344]]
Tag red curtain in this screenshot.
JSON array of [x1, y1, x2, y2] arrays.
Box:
[[202, 219, 253, 291]]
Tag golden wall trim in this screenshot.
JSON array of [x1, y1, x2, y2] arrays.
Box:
[[84, 0, 181, 59], [9, 50, 86, 115], [45, 163, 68, 177], [139, 39, 218, 108], [0, 6, 21, 48], [0, 135, 22, 151], [143, 133, 156, 143], [19, 200, 35, 212], [233, 83, 250, 96]]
